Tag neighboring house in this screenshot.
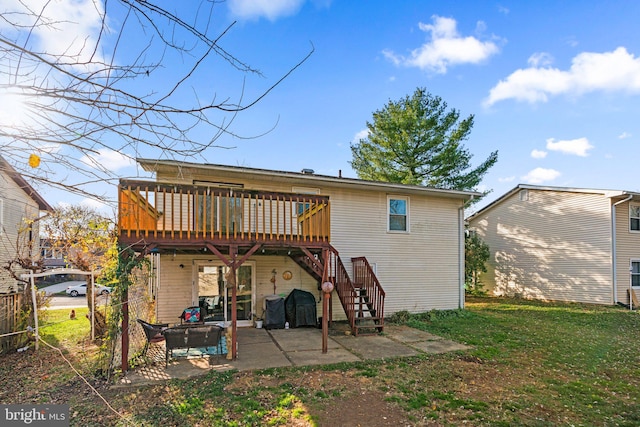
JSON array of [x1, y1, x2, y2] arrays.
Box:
[[40, 238, 69, 269], [0, 156, 53, 293], [118, 159, 477, 337], [467, 184, 640, 306]]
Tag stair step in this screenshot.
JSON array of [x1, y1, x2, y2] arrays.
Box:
[[355, 316, 381, 324]]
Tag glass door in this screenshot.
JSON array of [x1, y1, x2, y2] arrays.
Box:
[[197, 262, 254, 326]]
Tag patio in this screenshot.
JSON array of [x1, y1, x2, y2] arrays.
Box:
[[116, 324, 470, 387]]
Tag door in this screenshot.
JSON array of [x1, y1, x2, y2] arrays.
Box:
[[197, 262, 255, 326]]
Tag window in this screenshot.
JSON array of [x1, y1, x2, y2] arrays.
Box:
[[632, 261, 640, 287], [630, 204, 640, 231], [388, 196, 409, 232], [292, 187, 320, 217], [0, 198, 3, 235], [519, 189, 529, 201]]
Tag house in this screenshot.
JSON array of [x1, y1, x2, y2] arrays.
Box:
[[467, 184, 640, 306], [0, 156, 53, 293], [40, 238, 69, 269], [118, 159, 477, 358]]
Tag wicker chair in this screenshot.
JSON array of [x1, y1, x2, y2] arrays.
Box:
[[137, 319, 169, 356]]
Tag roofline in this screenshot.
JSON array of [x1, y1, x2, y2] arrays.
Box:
[[135, 158, 480, 200], [0, 155, 54, 212], [467, 183, 630, 221]]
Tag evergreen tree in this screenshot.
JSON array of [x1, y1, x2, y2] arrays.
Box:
[[351, 87, 497, 194]]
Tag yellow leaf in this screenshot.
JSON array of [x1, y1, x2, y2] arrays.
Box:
[[28, 154, 41, 168]]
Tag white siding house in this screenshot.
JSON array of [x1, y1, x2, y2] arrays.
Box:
[[467, 184, 640, 306], [119, 159, 477, 329], [0, 156, 53, 293]]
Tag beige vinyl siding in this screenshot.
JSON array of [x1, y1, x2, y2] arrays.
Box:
[[613, 201, 640, 305], [156, 254, 321, 323], [152, 167, 466, 317], [0, 170, 41, 292], [470, 189, 612, 304], [329, 187, 463, 313]]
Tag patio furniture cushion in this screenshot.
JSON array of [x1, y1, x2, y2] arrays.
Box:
[[179, 306, 203, 324]]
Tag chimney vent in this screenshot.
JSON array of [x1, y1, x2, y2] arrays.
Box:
[[301, 168, 314, 174]]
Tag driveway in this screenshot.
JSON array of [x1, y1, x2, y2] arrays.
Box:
[[41, 281, 110, 309], [41, 280, 86, 295]]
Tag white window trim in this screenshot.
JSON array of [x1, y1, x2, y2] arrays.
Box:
[[630, 204, 640, 233], [0, 198, 3, 236], [632, 259, 640, 288], [387, 195, 410, 233]]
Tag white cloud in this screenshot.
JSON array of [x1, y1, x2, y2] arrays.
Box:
[[528, 52, 553, 68], [383, 15, 500, 74], [619, 132, 632, 139], [81, 149, 135, 172], [0, 0, 105, 63], [228, 0, 304, 21], [531, 149, 547, 159], [546, 137, 593, 156], [353, 129, 369, 142], [498, 176, 515, 183], [521, 168, 561, 184], [484, 47, 640, 106]]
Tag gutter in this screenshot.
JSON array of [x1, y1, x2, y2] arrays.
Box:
[[459, 195, 475, 309], [611, 194, 633, 306]]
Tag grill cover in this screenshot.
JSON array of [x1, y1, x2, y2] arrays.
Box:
[[284, 289, 317, 328], [264, 295, 285, 329]]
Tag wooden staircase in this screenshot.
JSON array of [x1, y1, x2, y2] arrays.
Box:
[[291, 248, 385, 336]]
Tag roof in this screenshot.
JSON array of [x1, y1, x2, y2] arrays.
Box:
[[135, 158, 480, 201], [0, 155, 53, 212], [467, 183, 637, 221]]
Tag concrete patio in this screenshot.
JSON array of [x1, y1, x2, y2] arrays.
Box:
[[116, 324, 470, 387]]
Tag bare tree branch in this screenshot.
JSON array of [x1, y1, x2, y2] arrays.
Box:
[[0, 0, 312, 205]]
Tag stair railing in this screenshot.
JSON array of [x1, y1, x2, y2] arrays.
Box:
[[351, 257, 385, 328]]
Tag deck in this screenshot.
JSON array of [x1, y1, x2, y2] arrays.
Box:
[[118, 179, 331, 253]]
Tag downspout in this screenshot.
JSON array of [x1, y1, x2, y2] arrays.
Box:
[[459, 195, 475, 309], [611, 194, 633, 307]]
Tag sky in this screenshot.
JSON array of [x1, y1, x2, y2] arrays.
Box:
[[3, 0, 640, 214]]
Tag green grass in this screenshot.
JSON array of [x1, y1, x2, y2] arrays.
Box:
[[38, 307, 91, 347], [6, 298, 640, 426]]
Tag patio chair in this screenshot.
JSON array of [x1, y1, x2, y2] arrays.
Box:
[[137, 319, 169, 356], [179, 306, 204, 324]]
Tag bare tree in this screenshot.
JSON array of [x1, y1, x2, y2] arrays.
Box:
[[0, 0, 312, 203]]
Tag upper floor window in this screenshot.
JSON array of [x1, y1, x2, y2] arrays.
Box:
[[388, 196, 409, 232], [0, 198, 3, 235], [630, 204, 640, 231]]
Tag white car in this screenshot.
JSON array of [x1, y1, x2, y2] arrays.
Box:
[[65, 283, 112, 297]]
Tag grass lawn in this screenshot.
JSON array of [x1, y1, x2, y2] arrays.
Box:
[[2, 298, 640, 426]]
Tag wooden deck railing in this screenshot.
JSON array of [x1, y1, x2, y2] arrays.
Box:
[[118, 180, 331, 245]]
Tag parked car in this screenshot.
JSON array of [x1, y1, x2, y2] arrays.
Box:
[[65, 283, 112, 297]]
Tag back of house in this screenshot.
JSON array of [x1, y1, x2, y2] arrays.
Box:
[[119, 159, 476, 327]]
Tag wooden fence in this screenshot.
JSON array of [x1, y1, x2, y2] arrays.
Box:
[[0, 292, 26, 353]]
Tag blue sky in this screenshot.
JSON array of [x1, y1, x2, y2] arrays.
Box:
[[3, 0, 640, 213]]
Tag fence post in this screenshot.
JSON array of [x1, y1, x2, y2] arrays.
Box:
[[29, 273, 39, 351]]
